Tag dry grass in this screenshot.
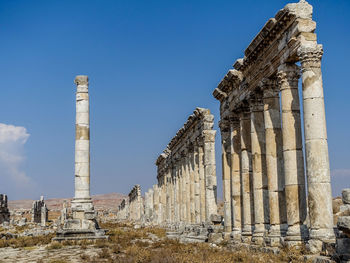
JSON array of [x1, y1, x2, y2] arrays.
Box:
[[92, 222, 309, 263], [0, 233, 55, 248], [0, 222, 311, 262]]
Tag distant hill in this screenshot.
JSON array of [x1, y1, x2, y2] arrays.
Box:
[[8, 192, 126, 212]]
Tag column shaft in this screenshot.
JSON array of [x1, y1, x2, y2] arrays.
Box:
[[230, 118, 242, 239], [73, 76, 92, 210], [298, 45, 335, 244], [251, 98, 268, 245], [240, 108, 253, 241], [278, 63, 307, 243], [220, 121, 232, 235], [263, 80, 286, 246], [203, 130, 217, 221]]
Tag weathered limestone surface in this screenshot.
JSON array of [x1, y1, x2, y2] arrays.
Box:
[[128, 185, 143, 223], [142, 108, 221, 242], [337, 189, 350, 262], [54, 76, 107, 241], [117, 199, 129, 221], [31, 196, 48, 227], [0, 194, 10, 224], [213, 0, 334, 252]]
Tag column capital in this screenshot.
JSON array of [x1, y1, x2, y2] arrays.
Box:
[[75, 75, 89, 93], [261, 77, 279, 99], [218, 119, 230, 132], [297, 44, 323, 70], [277, 63, 300, 91], [74, 75, 89, 86], [202, 130, 216, 143], [249, 93, 264, 112]]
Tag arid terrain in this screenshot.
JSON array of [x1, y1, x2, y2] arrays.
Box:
[[8, 193, 126, 212], [0, 222, 312, 263]]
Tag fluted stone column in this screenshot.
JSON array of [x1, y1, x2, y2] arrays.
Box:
[[240, 107, 253, 241], [230, 117, 242, 240], [185, 154, 191, 223], [175, 163, 180, 223], [190, 150, 195, 224], [181, 156, 187, 222], [278, 63, 307, 244], [72, 75, 93, 211], [262, 79, 286, 246], [251, 97, 268, 245], [203, 129, 217, 221], [220, 120, 232, 236], [198, 145, 206, 223], [153, 184, 159, 224], [298, 45, 335, 247], [194, 145, 201, 224]]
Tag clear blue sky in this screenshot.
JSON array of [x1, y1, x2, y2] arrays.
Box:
[[0, 0, 349, 200]]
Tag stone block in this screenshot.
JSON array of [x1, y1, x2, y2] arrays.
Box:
[[210, 214, 223, 224], [338, 216, 350, 237], [337, 237, 350, 261], [342, 189, 350, 205]]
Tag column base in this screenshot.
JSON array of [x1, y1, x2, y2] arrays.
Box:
[[252, 225, 266, 245], [306, 228, 336, 254], [231, 228, 241, 241], [265, 224, 284, 247], [241, 226, 252, 243], [71, 198, 93, 211], [285, 224, 308, 247]]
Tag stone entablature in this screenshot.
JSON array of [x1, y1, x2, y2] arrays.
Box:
[[213, 0, 334, 252], [145, 108, 218, 227], [0, 194, 10, 224]]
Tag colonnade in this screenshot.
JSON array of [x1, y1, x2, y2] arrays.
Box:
[[144, 108, 218, 226], [214, 0, 335, 249]]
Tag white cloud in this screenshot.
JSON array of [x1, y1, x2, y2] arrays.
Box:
[[0, 123, 32, 186]]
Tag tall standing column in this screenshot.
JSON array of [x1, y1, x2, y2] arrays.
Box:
[[251, 96, 268, 245], [185, 153, 191, 223], [240, 107, 253, 242], [175, 162, 180, 223], [278, 63, 307, 244], [194, 145, 201, 224], [230, 116, 242, 240], [181, 156, 187, 222], [198, 144, 206, 223], [263, 78, 286, 246], [189, 149, 196, 224], [72, 75, 93, 211], [298, 45, 335, 247], [220, 120, 232, 236], [203, 129, 217, 221]]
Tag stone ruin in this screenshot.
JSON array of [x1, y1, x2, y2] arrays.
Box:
[[146, 107, 222, 242], [54, 76, 107, 241], [31, 196, 48, 227], [128, 185, 143, 223], [213, 0, 334, 254], [117, 199, 129, 221], [114, 1, 350, 260], [0, 194, 10, 224], [337, 189, 350, 262]]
